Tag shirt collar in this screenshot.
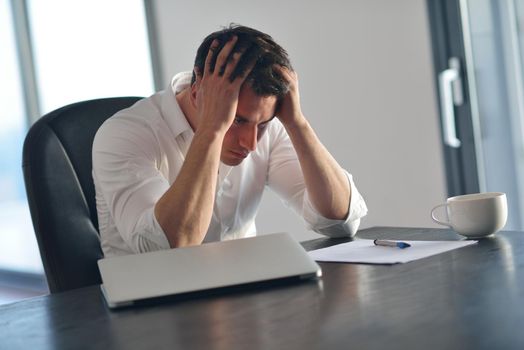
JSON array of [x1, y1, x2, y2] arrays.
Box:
[[161, 71, 193, 139]]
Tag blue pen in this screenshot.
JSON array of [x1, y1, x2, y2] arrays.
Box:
[[373, 239, 411, 249]]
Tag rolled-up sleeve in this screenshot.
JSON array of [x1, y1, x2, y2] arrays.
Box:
[[266, 120, 367, 237], [93, 117, 171, 253], [302, 171, 368, 237]]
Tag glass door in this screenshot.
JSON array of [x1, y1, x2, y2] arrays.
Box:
[[428, 0, 524, 230], [0, 0, 156, 295]]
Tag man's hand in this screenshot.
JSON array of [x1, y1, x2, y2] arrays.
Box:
[[274, 65, 305, 127], [193, 36, 255, 135]]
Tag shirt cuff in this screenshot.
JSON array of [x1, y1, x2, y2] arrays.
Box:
[[302, 171, 368, 237]]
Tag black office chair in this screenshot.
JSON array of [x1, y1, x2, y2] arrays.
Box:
[[22, 97, 143, 293]]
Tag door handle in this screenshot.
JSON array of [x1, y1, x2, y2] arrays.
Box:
[[438, 57, 464, 148]]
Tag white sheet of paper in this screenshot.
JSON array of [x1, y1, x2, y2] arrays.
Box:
[[308, 239, 477, 264]]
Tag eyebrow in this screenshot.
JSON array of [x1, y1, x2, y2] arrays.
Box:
[[235, 114, 276, 125]]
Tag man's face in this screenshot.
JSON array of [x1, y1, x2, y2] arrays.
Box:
[[220, 85, 277, 166]]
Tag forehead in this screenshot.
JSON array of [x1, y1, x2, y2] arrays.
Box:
[[236, 85, 278, 123]]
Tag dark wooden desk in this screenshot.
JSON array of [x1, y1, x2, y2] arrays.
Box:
[[1, 227, 523, 350]]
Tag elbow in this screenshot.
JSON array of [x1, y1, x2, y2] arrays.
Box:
[[323, 207, 350, 221], [153, 203, 207, 249], [317, 201, 350, 221]]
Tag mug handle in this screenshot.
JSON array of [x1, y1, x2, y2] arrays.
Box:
[[431, 203, 451, 227]]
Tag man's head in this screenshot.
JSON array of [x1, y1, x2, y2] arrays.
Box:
[[191, 24, 292, 98], [191, 25, 293, 166]]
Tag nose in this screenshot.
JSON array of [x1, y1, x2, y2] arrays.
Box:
[[239, 125, 257, 152]]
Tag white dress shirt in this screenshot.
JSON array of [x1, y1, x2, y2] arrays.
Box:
[[92, 72, 368, 257]]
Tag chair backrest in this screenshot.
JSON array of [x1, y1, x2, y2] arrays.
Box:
[[22, 97, 142, 293]]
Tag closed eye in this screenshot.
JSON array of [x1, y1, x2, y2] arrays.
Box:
[[258, 117, 275, 129], [233, 116, 273, 128], [258, 122, 269, 130]]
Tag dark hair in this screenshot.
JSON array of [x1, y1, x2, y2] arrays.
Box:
[[192, 24, 292, 97]]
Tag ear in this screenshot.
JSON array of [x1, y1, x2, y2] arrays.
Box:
[[190, 67, 201, 107], [193, 66, 203, 85]]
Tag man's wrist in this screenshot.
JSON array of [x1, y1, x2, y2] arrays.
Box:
[[194, 126, 227, 141], [281, 113, 309, 135]]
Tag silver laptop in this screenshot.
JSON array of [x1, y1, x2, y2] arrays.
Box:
[[98, 232, 322, 308]]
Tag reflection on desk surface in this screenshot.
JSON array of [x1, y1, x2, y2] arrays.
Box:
[[1, 227, 523, 350]]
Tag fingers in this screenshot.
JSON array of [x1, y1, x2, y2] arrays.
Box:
[[273, 64, 298, 93], [203, 36, 253, 81], [222, 50, 242, 79], [193, 67, 202, 85], [202, 36, 261, 87], [223, 42, 255, 82], [204, 39, 220, 76], [232, 51, 258, 85], [273, 64, 294, 81], [215, 36, 238, 75]]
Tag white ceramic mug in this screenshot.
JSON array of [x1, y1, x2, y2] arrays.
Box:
[[430, 192, 508, 238]]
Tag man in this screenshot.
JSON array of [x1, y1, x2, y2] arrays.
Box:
[[93, 25, 367, 257]]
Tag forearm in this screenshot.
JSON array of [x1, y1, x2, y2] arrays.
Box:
[[284, 117, 350, 220], [154, 130, 224, 247], [154, 35, 257, 247]]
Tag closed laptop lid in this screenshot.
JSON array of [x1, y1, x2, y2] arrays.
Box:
[[98, 232, 321, 308]]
